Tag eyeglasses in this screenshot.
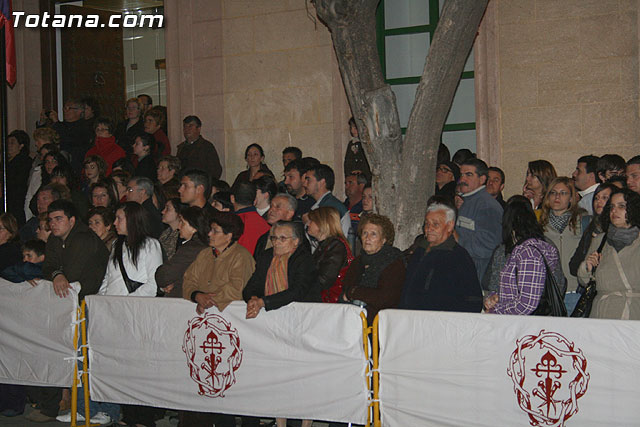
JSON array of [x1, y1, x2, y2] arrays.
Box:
[[126, 187, 140, 193], [269, 235, 293, 243], [549, 190, 570, 197], [436, 166, 452, 173]]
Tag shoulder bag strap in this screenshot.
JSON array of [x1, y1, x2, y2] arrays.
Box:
[[116, 240, 135, 294]]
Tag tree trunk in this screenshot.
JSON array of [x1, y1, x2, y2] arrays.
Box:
[[314, 0, 489, 249]]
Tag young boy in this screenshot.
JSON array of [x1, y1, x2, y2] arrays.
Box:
[[1, 240, 45, 283]]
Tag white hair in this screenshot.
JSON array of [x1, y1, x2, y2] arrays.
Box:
[[426, 203, 456, 224]]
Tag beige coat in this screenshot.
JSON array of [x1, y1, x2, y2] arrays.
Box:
[[544, 215, 587, 293], [578, 235, 640, 320], [182, 243, 256, 311]]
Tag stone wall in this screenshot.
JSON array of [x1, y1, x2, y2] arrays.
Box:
[[491, 0, 640, 197]]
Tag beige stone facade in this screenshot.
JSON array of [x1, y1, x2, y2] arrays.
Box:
[[479, 0, 640, 197], [6, 0, 640, 201]]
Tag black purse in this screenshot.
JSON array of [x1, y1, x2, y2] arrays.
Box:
[[116, 239, 144, 294], [531, 247, 567, 317], [571, 234, 607, 318]]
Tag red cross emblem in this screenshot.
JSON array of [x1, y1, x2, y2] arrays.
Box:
[[183, 313, 242, 398], [507, 330, 589, 426]]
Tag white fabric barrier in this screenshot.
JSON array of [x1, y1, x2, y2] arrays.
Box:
[[0, 279, 78, 387], [378, 310, 640, 427], [85, 297, 368, 423]]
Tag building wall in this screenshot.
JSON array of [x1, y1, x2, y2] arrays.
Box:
[[492, 0, 640, 197], [166, 0, 350, 196]]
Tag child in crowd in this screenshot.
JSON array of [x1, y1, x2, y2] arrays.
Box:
[[1, 240, 45, 283]]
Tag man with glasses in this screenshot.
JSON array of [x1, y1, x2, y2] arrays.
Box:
[[435, 160, 460, 202], [42, 99, 93, 174], [455, 158, 503, 281], [125, 177, 165, 238]]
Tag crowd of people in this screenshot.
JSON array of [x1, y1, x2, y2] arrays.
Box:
[[0, 100, 639, 426]]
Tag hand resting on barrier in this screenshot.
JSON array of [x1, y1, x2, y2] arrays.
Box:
[[195, 292, 218, 314], [246, 296, 265, 319]]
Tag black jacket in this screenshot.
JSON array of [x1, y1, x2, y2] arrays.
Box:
[[313, 237, 348, 292], [42, 221, 109, 300], [243, 244, 318, 311]]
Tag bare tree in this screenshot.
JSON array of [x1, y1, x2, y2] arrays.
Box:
[[313, 0, 489, 248]]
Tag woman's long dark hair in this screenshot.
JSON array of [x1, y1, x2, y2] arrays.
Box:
[[179, 206, 210, 245], [503, 195, 545, 254], [42, 152, 70, 186], [113, 201, 152, 268], [600, 187, 640, 232]]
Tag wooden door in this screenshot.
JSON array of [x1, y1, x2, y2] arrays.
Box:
[[60, 5, 125, 123]]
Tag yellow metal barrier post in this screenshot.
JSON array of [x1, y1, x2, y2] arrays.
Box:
[[360, 312, 372, 427], [372, 315, 380, 427], [70, 300, 93, 427]]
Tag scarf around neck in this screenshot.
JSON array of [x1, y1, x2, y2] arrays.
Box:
[[358, 244, 402, 289], [607, 226, 640, 252], [548, 210, 571, 234], [265, 253, 291, 296]]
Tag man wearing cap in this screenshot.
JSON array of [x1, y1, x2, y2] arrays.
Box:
[[435, 160, 460, 203]]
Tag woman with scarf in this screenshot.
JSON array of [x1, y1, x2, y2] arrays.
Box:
[[578, 188, 640, 320], [341, 213, 406, 324], [85, 117, 125, 175], [539, 176, 589, 312]]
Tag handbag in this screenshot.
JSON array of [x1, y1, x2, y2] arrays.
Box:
[[116, 239, 145, 294], [530, 247, 567, 317], [571, 234, 607, 318]]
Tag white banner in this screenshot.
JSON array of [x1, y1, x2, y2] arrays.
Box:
[[378, 310, 640, 427], [85, 297, 369, 424], [0, 279, 78, 387]]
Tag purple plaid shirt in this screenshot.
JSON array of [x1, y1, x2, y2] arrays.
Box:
[[493, 238, 559, 315]]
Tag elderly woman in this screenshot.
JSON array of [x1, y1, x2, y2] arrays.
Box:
[[143, 107, 170, 158], [157, 155, 181, 199], [341, 214, 406, 324], [243, 220, 316, 316], [156, 206, 209, 297], [485, 196, 562, 315], [578, 188, 640, 320], [307, 207, 353, 303], [399, 204, 482, 312], [115, 97, 145, 155], [87, 207, 117, 249]]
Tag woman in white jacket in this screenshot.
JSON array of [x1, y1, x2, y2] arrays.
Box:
[[98, 201, 162, 296]]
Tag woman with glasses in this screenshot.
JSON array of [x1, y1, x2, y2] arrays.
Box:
[[578, 188, 640, 320], [539, 177, 589, 311]]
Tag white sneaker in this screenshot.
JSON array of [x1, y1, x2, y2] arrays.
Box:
[[90, 412, 112, 425], [56, 412, 85, 422]]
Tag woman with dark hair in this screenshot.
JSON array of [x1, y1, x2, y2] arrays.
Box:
[[82, 155, 107, 196], [110, 170, 131, 202], [307, 207, 353, 302], [0, 213, 23, 271], [98, 201, 162, 296], [87, 207, 117, 249], [132, 134, 157, 181], [143, 106, 170, 158], [578, 188, 640, 320], [539, 177, 589, 307], [50, 164, 89, 221], [90, 178, 119, 210], [569, 182, 618, 278], [485, 195, 562, 315], [85, 117, 125, 175], [28, 151, 70, 217], [523, 159, 557, 212], [155, 206, 209, 297], [158, 198, 188, 260], [5, 130, 32, 226], [232, 143, 274, 186], [341, 214, 406, 324], [211, 191, 233, 212]]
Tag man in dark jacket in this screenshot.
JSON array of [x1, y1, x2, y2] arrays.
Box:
[[399, 203, 483, 313], [49, 99, 93, 174], [176, 115, 222, 180], [41, 199, 109, 300]]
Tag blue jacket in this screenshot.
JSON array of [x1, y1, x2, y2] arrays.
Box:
[[455, 186, 503, 281], [1, 261, 44, 283]]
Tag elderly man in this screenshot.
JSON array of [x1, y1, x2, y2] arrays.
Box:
[[455, 158, 502, 281], [253, 193, 298, 259], [46, 98, 93, 173], [176, 115, 222, 180], [126, 176, 164, 238], [399, 203, 482, 312]]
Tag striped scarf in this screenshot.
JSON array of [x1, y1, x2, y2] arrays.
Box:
[[264, 254, 291, 296]]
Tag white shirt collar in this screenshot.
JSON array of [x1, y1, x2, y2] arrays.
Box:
[[461, 185, 486, 198], [578, 183, 599, 197]]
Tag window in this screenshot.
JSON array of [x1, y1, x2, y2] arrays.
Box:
[[377, 0, 476, 155]]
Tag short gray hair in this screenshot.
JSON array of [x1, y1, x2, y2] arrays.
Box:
[[426, 203, 456, 224], [271, 220, 303, 244], [272, 193, 297, 212], [129, 176, 154, 197]]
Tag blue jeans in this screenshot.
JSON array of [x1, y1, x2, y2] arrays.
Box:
[[564, 292, 580, 315]]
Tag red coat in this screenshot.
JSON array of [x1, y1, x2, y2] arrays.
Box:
[[86, 136, 125, 175], [153, 129, 171, 157], [236, 209, 270, 255]]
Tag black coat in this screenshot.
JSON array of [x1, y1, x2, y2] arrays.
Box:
[[6, 152, 32, 226], [243, 244, 318, 311], [135, 155, 157, 182], [313, 237, 348, 292]]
